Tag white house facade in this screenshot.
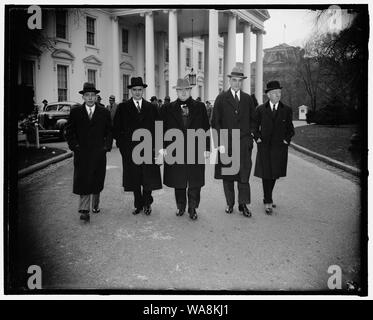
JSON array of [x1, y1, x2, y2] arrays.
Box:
[[20, 8, 269, 106]]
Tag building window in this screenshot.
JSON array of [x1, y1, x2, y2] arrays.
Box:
[[198, 51, 203, 70], [86, 17, 95, 46], [123, 74, 129, 101], [219, 58, 223, 75], [87, 69, 96, 86], [186, 47, 191, 67], [165, 48, 169, 63], [165, 80, 169, 96], [57, 65, 68, 101], [198, 85, 202, 99], [21, 60, 34, 87], [122, 29, 128, 53], [56, 10, 67, 39]]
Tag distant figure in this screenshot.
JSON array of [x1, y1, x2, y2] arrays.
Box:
[[42, 99, 48, 110], [150, 96, 158, 106], [163, 96, 171, 106], [253, 80, 295, 215], [96, 95, 105, 108], [106, 95, 118, 124], [205, 100, 212, 123]]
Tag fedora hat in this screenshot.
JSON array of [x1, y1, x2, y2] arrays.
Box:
[[173, 78, 193, 90], [227, 67, 247, 79], [79, 82, 100, 94], [265, 80, 282, 93], [127, 77, 148, 89]]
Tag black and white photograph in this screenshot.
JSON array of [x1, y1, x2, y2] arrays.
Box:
[[2, 2, 369, 297]]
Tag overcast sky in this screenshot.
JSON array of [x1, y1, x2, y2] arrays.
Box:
[[236, 9, 317, 62]]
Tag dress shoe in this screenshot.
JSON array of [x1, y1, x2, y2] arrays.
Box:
[[188, 208, 198, 220], [176, 209, 185, 216], [225, 206, 234, 214], [238, 204, 252, 218], [264, 204, 273, 215], [79, 211, 90, 222], [92, 208, 100, 214], [144, 205, 152, 215], [132, 207, 142, 215]]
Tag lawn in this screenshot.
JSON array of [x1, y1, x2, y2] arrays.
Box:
[[292, 124, 361, 168], [18, 145, 66, 170]]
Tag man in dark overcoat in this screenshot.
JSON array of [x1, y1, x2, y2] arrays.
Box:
[[160, 79, 210, 220], [113, 77, 162, 216], [211, 67, 256, 218], [253, 80, 295, 215], [65, 82, 112, 222]]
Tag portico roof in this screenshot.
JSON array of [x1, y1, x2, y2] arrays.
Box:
[[103, 8, 270, 38]]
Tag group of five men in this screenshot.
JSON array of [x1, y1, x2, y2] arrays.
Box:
[[65, 67, 295, 223]]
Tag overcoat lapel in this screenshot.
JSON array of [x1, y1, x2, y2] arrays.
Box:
[[187, 100, 197, 128], [170, 103, 184, 129]]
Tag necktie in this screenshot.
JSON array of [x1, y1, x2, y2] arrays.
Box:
[[235, 92, 239, 106], [88, 107, 93, 120], [136, 101, 141, 113]]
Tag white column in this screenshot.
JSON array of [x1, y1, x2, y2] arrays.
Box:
[[222, 32, 228, 90], [208, 9, 219, 102], [202, 34, 209, 102], [157, 32, 166, 100], [111, 16, 120, 99], [168, 9, 178, 100], [243, 23, 251, 94], [145, 12, 155, 99], [255, 30, 264, 104], [136, 23, 145, 80], [178, 38, 183, 79], [226, 13, 237, 90]]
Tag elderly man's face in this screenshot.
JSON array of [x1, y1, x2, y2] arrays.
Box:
[[131, 86, 144, 100], [176, 88, 192, 102], [229, 77, 244, 92], [267, 89, 282, 104], [109, 98, 115, 105], [83, 92, 96, 107]]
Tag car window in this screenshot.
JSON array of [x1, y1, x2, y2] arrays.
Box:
[[45, 105, 58, 112], [58, 105, 71, 112]]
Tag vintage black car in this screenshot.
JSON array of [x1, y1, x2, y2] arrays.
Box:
[[37, 101, 81, 140]]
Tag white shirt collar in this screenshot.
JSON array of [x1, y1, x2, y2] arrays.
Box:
[[86, 104, 95, 114], [133, 98, 142, 109], [270, 101, 278, 110], [230, 88, 240, 100]]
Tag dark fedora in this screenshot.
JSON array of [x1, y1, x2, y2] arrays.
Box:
[[265, 80, 282, 93], [227, 67, 247, 79], [127, 77, 148, 89], [79, 82, 100, 94]]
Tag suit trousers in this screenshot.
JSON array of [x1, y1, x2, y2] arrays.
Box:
[[133, 187, 153, 209], [175, 187, 201, 210], [262, 179, 277, 204], [79, 194, 100, 212], [223, 180, 251, 206]]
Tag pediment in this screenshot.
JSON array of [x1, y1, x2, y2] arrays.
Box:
[[83, 55, 102, 65], [51, 49, 75, 61], [120, 61, 135, 71]]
